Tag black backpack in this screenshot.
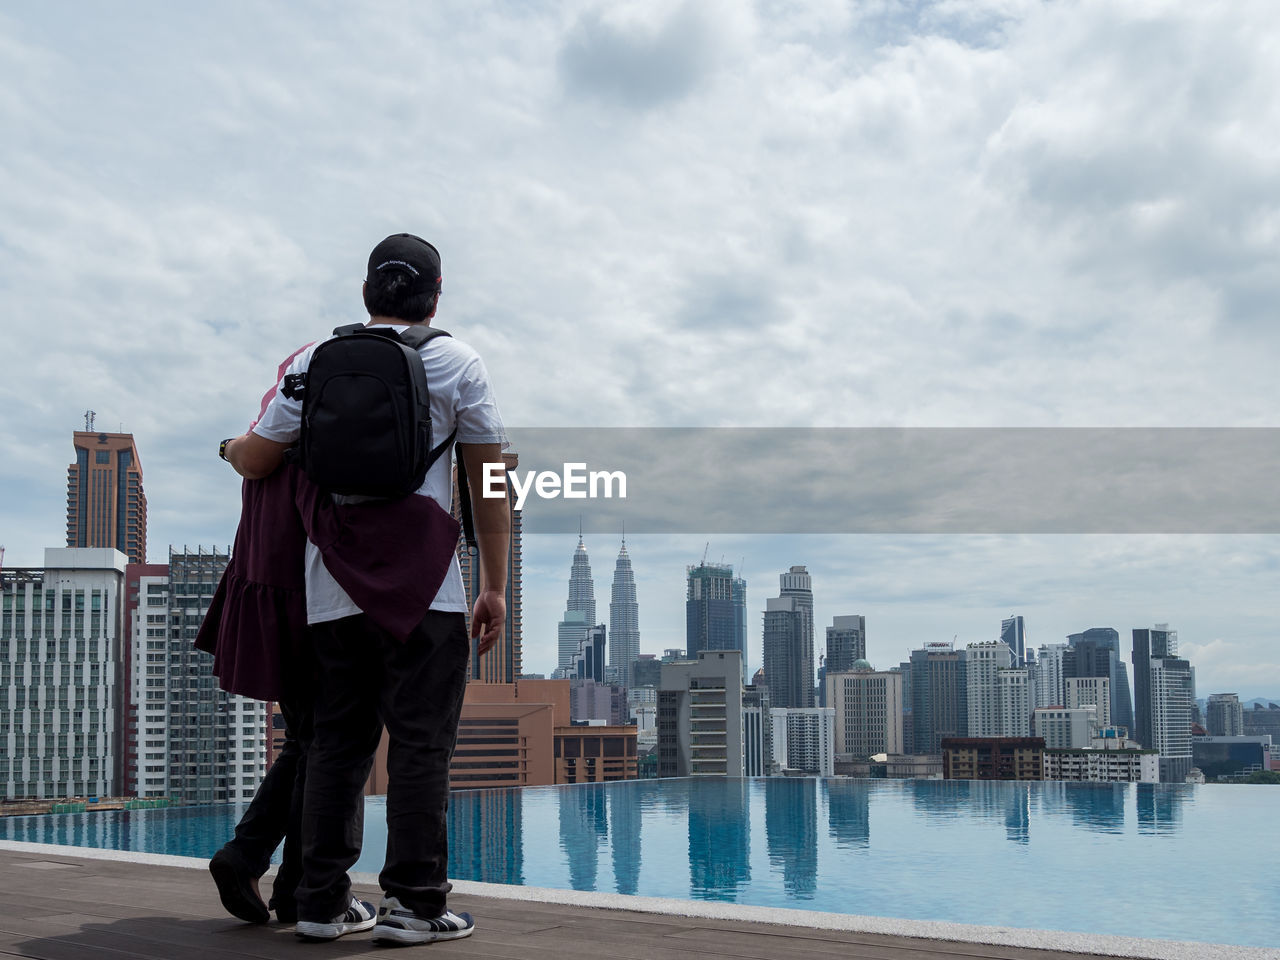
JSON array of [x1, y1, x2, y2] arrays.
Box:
[[281, 324, 474, 542]]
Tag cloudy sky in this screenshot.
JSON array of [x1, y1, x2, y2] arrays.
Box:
[[1, 1, 1276, 696]]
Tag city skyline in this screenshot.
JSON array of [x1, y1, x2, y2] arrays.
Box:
[[518, 532, 1280, 700]]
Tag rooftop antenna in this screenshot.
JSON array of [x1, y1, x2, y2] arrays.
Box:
[[84, 410, 96, 431]]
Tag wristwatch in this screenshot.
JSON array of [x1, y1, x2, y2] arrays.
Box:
[[219, 438, 235, 462]]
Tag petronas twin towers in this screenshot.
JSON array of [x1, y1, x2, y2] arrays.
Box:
[[557, 535, 640, 686]]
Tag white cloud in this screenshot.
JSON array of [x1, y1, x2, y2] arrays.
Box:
[[1, 1, 1277, 692]]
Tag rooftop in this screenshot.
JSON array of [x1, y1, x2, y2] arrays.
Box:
[[0, 844, 1267, 960]]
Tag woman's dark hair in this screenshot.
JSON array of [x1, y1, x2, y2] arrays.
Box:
[[363, 268, 439, 322]]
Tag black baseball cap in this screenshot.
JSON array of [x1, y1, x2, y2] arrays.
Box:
[[366, 233, 442, 295]]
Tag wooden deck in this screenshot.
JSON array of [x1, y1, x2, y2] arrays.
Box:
[[0, 847, 1239, 960]]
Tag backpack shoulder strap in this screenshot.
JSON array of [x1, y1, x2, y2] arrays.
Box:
[[398, 325, 451, 350], [331, 323, 367, 337]]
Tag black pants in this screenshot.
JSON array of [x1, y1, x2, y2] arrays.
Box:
[[295, 610, 470, 922], [220, 692, 312, 915]]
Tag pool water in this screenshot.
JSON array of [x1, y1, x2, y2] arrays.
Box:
[[3, 778, 1274, 947]]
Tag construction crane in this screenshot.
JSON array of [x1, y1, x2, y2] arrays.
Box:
[[701, 542, 709, 565]]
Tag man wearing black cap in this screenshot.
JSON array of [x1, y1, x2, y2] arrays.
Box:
[[223, 233, 510, 944]]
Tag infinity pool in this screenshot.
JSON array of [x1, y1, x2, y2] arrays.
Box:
[[2, 778, 1274, 947]]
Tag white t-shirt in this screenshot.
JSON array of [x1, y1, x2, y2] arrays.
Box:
[[253, 324, 507, 623]]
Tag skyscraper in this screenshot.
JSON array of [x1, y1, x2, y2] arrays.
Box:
[[1000, 615, 1026, 666], [1066, 627, 1133, 733], [966, 640, 1014, 737], [608, 537, 640, 687], [1, 548, 126, 800], [685, 562, 747, 676], [909, 641, 967, 755], [557, 535, 596, 672], [762, 567, 815, 709], [826, 661, 904, 760], [825, 615, 866, 674], [1033, 643, 1068, 708], [66, 429, 147, 564], [657, 650, 745, 777], [142, 547, 267, 803], [456, 451, 523, 683], [1131, 624, 1194, 783], [1205, 693, 1244, 737]]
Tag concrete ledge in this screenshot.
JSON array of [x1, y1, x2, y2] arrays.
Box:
[[3, 839, 1273, 960]]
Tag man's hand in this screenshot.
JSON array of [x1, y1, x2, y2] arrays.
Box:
[[470, 588, 506, 656]]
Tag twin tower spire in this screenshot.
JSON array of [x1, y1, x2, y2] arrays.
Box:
[[557, 534, 640, 685]]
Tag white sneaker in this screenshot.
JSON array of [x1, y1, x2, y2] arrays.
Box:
[[294, 897, 377, 941], [372, 895, 476, 944]]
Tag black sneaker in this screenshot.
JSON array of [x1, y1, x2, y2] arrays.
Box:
[[295, 897, 377, 941], [372, 896, 475, 945], [208, 849, 269, 924]]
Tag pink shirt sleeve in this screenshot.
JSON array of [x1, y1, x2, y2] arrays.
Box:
[[248, 342, 314, 432]]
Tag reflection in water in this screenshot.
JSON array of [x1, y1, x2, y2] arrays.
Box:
[[687, 779, 749, 900], [450, 789, 522, 885], [910, 777, 970, 818], [765, 778, 817, 899], [8, 780, 1270, 948], [609, 783, 641, 896], [1003, 783, 1030, 845], [1040, 781, 1127, 834], [825, 779, 870, 849], [0, 804, 245, 859], [1136, 782, 1192, 836], [558, 784, 608, 890]]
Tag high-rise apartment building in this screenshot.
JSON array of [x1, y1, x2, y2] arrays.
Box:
[[556, 535, 596, 672], [1033, 706, 1097, 749], [1066, 628, 1133, 733], [825, 615, 866, 674], [1205, 693, 1244, 737], [608, 538, 640, 687], [997, 666, 1033, 737], [1, 548, 126, 800], [1065, 676, 1111, 729], [135, 548, 267, 803], [770, 707, 836, 776], [762, 566, 814, 709], [966, 640, 1014, 737], [826, 661, 904, 761], [909, 641, 966, 755], [1131, 624, 1194, 783], [1034, 643, 1068, 708], [456, 451, 522, 683], [656, 650, 744, 777], [685, 562, 747, 677], [66, 430, 147, 564], [1000, 615, 1026, 666]]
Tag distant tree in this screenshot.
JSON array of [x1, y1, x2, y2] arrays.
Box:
[[1243, 770, 1280, 785]]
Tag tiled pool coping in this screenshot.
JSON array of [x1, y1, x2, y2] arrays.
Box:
[[1, 839, 1273, 960]]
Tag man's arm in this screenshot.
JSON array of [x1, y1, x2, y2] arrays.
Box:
[[458, 442, 511, 657], [224, 432, 292, 480]]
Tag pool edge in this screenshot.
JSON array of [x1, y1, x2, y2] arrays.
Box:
[[0, 839, 1270, 960]]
